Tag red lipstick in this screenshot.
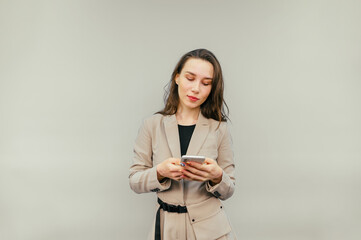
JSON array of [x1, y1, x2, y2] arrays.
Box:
[[188, 96, 199, 102]]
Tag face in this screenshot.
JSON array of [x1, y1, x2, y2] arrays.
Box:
[[175, 58, 213, 111]]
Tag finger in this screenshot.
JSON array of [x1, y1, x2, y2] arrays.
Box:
[[182, 167, 208, 179], [183, 164, 199, 174], [204, 158, 216, 165], [168, 164, 184, 172], [181, 171, 196, 181], [182, 170, 206, 181], [185, 161, 206, 171], [181, 175, 193, 181], [184, 165, 208, 177], [186, 162, 210, 172], [187, 161, 203, 167], [172, 171, 183, 176], [169, 171, 183, 180], [172, 174, 183, 180]]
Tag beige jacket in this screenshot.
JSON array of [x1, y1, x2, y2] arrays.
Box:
[[129, 113, 236, 240]]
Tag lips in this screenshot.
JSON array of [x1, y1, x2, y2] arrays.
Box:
[[187, 95, 199, 102]]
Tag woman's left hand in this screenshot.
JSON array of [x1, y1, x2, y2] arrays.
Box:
[[181, 158, 223, 186]]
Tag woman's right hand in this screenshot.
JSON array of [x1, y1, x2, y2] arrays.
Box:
[[156, 158, 183, 182]]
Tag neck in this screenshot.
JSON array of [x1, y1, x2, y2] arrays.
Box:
[[176, 106, 200, 125]]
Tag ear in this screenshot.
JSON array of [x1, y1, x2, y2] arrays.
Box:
[[175, 74, 179, 85]]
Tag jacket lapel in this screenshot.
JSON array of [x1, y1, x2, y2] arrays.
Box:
[[164, 114, 181, 158], [164, 112, 210, 158], [186, 112, 210, 156]]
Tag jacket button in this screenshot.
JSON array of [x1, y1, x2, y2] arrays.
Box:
[[192, 219, 195, 222], [220, 206, 223, 209]]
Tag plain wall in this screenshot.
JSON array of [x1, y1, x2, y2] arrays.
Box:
[[1, 0, 360, 239]]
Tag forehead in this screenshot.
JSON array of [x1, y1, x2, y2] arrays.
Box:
[[181, 58, 214, 78]]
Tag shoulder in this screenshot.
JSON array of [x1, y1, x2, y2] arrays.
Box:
[[140, 113, 172, 132], [206, 118, 229, 134], [143, 113, 167, 125], [201, 118, 233, 149]]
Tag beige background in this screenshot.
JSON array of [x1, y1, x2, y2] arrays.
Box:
[[1, 0, 361, 239]]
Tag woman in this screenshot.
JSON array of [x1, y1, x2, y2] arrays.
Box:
[[129, 49, 236, 240]]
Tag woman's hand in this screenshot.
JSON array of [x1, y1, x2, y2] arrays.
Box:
[[156, 158, 183, 182], [181, 158, 223, 186]]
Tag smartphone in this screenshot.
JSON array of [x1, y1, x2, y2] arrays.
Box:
[[180, 155, 205, 166]]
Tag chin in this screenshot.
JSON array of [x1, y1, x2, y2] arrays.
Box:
[[186, 103, 201, 109]]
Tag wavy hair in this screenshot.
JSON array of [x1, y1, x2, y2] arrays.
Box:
[[157, 48, 229, 122]]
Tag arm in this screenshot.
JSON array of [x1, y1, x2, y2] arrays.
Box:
[[205, 123, 235, 200], [129, 118, 171, 194]]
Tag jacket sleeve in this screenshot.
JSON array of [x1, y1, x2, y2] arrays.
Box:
[[129, 118, 171, 194], [206, 123, 235, 200]]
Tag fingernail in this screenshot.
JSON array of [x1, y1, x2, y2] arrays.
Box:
[[180, 163, 185, 167]]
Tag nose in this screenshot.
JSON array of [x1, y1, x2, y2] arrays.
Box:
[[191, 81, 200, 93]]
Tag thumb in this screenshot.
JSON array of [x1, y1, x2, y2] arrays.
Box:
[[170, 158, 181, 164], [204, 158, 215, 165]]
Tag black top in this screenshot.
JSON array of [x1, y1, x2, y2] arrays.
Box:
[[178, 124, 196, 156]]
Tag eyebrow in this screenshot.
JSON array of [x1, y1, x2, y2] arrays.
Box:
[[185, 71, 213, 80]]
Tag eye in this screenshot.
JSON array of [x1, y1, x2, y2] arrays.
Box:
[[202, 81, 212, 86], [186, 76, 194, 81]]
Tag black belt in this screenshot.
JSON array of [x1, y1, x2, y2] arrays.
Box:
[[155, 198, 187, 240]]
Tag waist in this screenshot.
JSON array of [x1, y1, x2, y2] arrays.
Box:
[[157, 198, 187, 213]]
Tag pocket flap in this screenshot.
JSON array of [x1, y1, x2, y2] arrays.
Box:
[[187, 197, 231, 240]]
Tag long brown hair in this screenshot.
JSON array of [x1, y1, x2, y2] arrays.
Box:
[[157, 48, 229, 122]]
